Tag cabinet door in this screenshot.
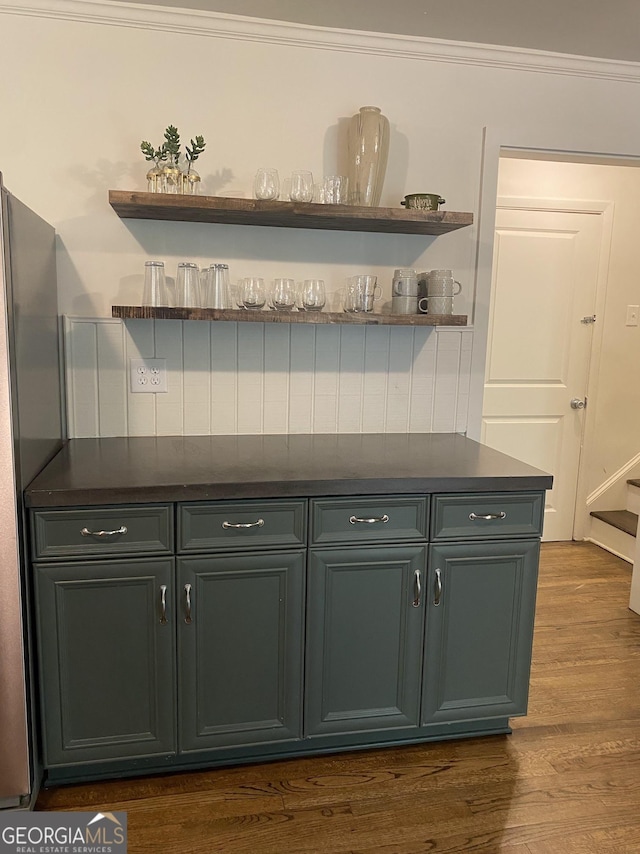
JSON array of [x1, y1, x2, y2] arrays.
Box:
[[422, 539, 539, 724], [35, 558, 176, 766], [305, 545, 426, 737], [178, 550, 305, 752]]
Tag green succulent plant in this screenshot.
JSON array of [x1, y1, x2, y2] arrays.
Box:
[[140, 141, 167, 166], [185, 135, 206, 170], [141, 126, 206, 173]]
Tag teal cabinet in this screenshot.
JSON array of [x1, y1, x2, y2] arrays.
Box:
[[305, 545, 426, 736], [421, 539, 540, 724], [34, 557, 176, 766], [178, 550, 305, 752]]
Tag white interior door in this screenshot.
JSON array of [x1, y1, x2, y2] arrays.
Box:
[[482, 204, 601, 541]]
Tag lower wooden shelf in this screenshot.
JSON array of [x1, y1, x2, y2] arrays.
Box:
[[111, 306, 468, 326]]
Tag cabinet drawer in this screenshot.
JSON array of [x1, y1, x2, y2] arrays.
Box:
[[31, 505, 173, 560], [430, 492, 544, 541], [178, 500, 307, 552], [310, 496, 428, 545]]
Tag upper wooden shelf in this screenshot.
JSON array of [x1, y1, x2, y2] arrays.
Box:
[[112, 306, 468, 327], [108, 191, 473, 236]]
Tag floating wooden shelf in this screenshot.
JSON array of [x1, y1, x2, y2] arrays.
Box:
[[112, 306, 468, 326], [109, 191, 473, 236]]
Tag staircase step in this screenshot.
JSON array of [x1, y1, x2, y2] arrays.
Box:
[[590, 509, 638, 537]]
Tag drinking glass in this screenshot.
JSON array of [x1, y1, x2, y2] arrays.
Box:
[[204, 264, 230, 309], [254, 168, 280, 200], [344, 275, 381, 312], [175, 262, 201, 307], [270, 278, 296, 311], [299, 279, 326, 311], [289, 171, 314, 203], [142, 261, 171, 307], [322, 175, 349, 204], [238, 277, 266, 310]]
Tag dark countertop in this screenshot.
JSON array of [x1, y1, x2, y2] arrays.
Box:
[[24, 434, 553, 508]]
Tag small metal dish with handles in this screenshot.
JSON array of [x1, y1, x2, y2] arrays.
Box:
[[401, 193, 446, 211]]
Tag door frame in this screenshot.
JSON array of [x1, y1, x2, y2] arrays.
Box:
[[487, 194, 614, 540], [468, 126, 640, 444]]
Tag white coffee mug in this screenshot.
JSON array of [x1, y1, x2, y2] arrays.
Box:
[[418, 295, 454, 315], [392, 295, 418, 315]]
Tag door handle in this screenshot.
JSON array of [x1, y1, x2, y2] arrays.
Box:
[[184, 583, 193, 624], [412, 569, 421, 608], [434, 569, 442, 606], [570, 397, 586, 410]]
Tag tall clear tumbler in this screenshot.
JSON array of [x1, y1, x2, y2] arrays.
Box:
[[142, 261, 171, 307], [175, 262, 201, 307], [204, 264, 230, 308]]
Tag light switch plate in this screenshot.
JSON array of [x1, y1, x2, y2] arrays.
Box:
[[129, 358, 168, 393], [626, 305, 639, 327]]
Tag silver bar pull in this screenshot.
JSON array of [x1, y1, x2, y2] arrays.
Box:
[[434, 569, 442, 607], [349, 514, 390, 525], [222, 518, 265, 529], [184, 583, 193, 624], [468, 512, 507, 521], [80, 525, 128, 538], [412, 569, 422, 608], [159, 585, 168, 625]]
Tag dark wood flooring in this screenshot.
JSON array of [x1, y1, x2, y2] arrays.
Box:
[[36, 543, 640, 853]]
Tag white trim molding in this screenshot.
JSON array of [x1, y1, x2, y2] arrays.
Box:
[[3, 0, 640, 83]]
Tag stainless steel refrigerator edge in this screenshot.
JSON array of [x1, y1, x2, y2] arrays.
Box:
[[0, 174, 64, 809]]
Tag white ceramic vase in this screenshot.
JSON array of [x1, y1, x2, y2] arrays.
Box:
[[346, 106, 390, 207]]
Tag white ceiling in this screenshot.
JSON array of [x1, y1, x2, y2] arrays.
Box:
[[109, 0, 640, 63]]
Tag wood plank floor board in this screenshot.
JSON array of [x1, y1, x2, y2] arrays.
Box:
[[36, 543, 640, 853]]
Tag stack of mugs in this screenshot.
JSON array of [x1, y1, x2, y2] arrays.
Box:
[[418, 270, 461, 315], [391, 269, 419, 314]]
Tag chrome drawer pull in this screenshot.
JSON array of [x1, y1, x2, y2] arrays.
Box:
[[222, 518, 265, 529], [412, 569, 422, 608], [349, 514, 390, 525], [468, 512, 507, 522], [159, 585, 168, 625], [184, 583, 193, 624], [434, 568, 442, 606], [80, 525, 128, 538]]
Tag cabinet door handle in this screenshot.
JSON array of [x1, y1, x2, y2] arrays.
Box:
[[468, 512, 507, 522], [159, 584, 168, 625], [222, 518, 265, 529], [349, 514, 390, 525], [80, 525, 128, 538], [434, 569, 442, 606], [184, 583, 193, 624], [412, 569, 422, 608]]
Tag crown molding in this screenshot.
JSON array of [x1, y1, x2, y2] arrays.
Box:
[[4, 0, 640, 83]]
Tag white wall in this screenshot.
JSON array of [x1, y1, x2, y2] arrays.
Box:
[[2, 1, 640, 438], [497, 156, 640, 503], [65, 318, 471, 436]]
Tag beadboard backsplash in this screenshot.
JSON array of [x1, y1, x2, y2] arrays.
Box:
[[64, 317, 472, 438]]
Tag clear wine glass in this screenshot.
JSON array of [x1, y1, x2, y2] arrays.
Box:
[[238, 277, 266, 310], [289, 171, 314, 203], [300, 279, 326, 311], [254, 168, 280, 200]]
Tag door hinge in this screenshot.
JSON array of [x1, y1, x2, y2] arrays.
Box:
[[581, 315, 596, 324]]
